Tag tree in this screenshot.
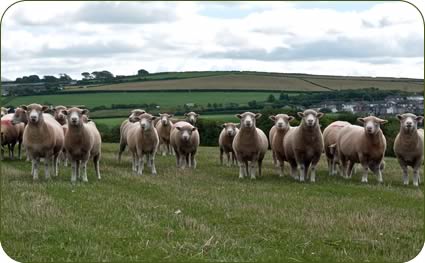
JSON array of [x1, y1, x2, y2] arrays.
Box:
[[137, 69, 149, 76], [92, 70, 114, 80], [27, 75, 40, 83], [81, 72, 92, 80], [59, 73, 72, 81], [267, 94, 276, 103], [279, 92, 288, 100], [43, 75, 58, 82]]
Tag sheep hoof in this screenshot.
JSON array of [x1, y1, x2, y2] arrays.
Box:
[[413, 182, 419, 187], [152, 172, 157, 176]]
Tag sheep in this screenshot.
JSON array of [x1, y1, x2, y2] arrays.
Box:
[[232, 112, 268, 179], [53, 105, 67, 125], [336, 116, 387, 183], [1, 107, 9, 117], [394, 113, 424, 186], [170, 121, 200, 169], [63, 107, 101, 183], [269, 114, 295, 177], [185, 112, 199, 126], [155, 113, 174, 156], [323, 121, 351, 176], [21, 104, 64, 180], [117, 109, 146, 162], [126, 113, 159, 175], [219, 122, 239, 166], [1, 113, 25, 160], [283, 109, 324, 182]]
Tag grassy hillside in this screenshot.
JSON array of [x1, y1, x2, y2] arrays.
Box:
[[65, 72, 423, 93], [3, 91, 281, 109], [1, 144, 423, 262]]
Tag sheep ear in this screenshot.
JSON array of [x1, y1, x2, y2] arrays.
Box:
[[255, 113, 262, 119], [396, 114, 403, 120], [176, 127, 182, 131], [195, 114, 199, 118], [416, 116, 424, 123], [297, 112, 304, 118], [81, 109, 89, 115], [168, 114, 174, 118], [357, 117, 365, 124], [192, 127, 197, 131], [41, 105, 49, 112], [269, 115, 276, 121], [317, 112, 324, 119], [151, 116, 157, 121], [63, 110, 68, 116], [235, 114, 242, 119], [20, 105, 28, 111], [6, 108, 10, 112], [184, 113, 188, 116], [288, 116, 295, 122], [377, 118, 388, 125], [221, 124, 226, 128]]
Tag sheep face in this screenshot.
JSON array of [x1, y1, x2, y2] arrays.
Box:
[[65, 107, 89, 126], [185, 112, 199, 125], [1, 107, 9, 117], [396, 113, 423, 132], [222, 123, 238, 136], [12, 107, 27, 125], [21, 104, 49, 124], [139, 114, 156, 131], [176, 126, 197, 142], [236, 112, 261, 129], [54, 106, 67, 123], [159, 113, 173, 126], [298, 110, 323, 128], [129, 109, 146, 123], [269, 114, 294, 130], [357, 116, 387, 135]]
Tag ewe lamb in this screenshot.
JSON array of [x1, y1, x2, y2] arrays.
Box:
[[126, 113, 159, 175], [155, 113, 174, 156], [118, 109, 146, 162], [323, 121, 351, 176], [283, 109, 324, 182], [269, 114, 294, 177], [21, 104, 64, 180], [64, 107, 101, 183], [170, 121, 200, 169], [232, 112, 268, 179], [219, 122, 239, 166], [1, 113, 25, 160], [337, 116, 387, 183], [394, 113, 424, 186]]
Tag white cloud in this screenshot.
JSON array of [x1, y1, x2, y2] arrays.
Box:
[[1, 1, 423, 80]]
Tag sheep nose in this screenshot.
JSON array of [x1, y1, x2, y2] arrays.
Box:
[[406, 122, 413, 127], [367, 127, 372, 132], [71, 117, 77, 122]]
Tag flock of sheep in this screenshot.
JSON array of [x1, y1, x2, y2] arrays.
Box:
[[1, 104, 423, 186]]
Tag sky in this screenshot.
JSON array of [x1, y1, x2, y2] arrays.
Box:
[[1, 1, 424, 80]]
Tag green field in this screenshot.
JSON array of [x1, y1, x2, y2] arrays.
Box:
[[93, 114, 239, 127], [1, 144, 423, 262], [4, 91, 280, 109]]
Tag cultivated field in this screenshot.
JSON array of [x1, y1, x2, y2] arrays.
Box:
[[3, 91, 281, 110], [64, 72, 424, 93], [1, 144, 423, 262]]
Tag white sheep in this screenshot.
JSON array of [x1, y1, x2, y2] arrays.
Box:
[[21, 104, 64, 180], [232, 112, 268, 179], [118, 109, 146, 162], [126, 113, 159, 175], [269, 114, 294, 177], [283, 109, 324, 182], [185, 112, 199, 126], [1, 113, 25, 160], [155, 113, 174, 156], [219, 122, 239, 166], [170, 121, 200, 169], [336, 116, 387, 183], [64, 107, 102, 183], [323, 121, 351, 176], [394, 113, 424, 186]]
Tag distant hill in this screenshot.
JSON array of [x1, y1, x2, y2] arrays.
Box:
[[65, 71, 424, 93]]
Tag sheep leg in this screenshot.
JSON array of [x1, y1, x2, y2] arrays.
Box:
[[398, 160, 409, 185], [258, 159, 263, 178], [237, 157, 245, 178], [150, 154, 157, 176], [94, 154, 101, 180], [76, 160, 81, 181], [278, 161, 284, 177], [226, 152, 231, 167], [53, 153, 59, 177], [250, 161, 257, 180], [327, 158, 332, 176], [118, 141, 126, 163], [298, 164, 306, 182], [413, 160, 421, 187], [347, 161, 355, 179], [137, 153, 144, 176], [272, 151, 277, 167], [175, 151, 180, 168], [132, 152, 137, 173], [9, 143, 15, 160], [361, 163, 369, 183], [18, 141, 22, 160], [219, 148, 224, 166], [32, 158, 40, 180], [190, 153, 197, 169], [71, 160, 77, 183], [44, 157, 51, 179], [310, 163, 318, 183], [146, 155, 152, 168], [81, 160, 88, 182]]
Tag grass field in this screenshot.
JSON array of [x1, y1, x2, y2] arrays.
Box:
[[3, 91, 281, 109], [1, 144, 423, 262], [64, 72, 423, 93], [93, 114, 238, 127]]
